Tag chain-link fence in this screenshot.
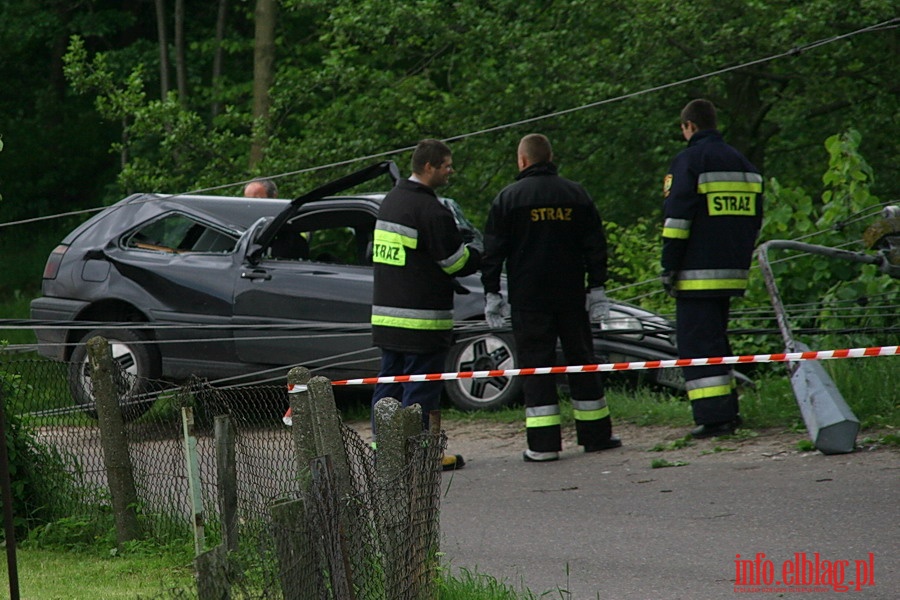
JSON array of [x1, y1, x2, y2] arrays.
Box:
[[1, 353, 446, 599]]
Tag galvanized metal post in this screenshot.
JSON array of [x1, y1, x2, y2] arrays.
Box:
[[182, 406, 206, 556], [757, 241, 860, 454]]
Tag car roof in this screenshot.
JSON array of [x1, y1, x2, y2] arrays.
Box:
[[150, 192, 388, 231]]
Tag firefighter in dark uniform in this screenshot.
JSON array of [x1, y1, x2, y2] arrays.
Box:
[[371, 139, 481, 470], [661, 99, 764, 438], [481, 133, 621, 462]]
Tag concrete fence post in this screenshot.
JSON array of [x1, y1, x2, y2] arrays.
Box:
[[375, 398, 423, 599]]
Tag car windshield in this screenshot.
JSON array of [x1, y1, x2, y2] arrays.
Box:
[[440, 197, 483, 246]]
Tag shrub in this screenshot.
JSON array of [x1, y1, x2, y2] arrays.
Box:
[[0, 353, 77, 539]]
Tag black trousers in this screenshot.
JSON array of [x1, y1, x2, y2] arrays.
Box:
[[512, 309, 611, 452], [676, 297, 739, 425]]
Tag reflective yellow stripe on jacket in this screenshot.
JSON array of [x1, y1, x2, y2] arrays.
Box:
[[662, 217, 692, 240], [372, 220, 417, 267], [371, 305, 453, 331], [439, 243, 471, 275], [698, 171, 763, 217]]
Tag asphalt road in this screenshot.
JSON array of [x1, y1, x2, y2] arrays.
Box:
[[438, 432, 899, 599]]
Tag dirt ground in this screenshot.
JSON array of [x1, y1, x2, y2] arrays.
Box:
[[346, 418, 899, 465]]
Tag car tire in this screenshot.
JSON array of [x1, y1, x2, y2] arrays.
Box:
[[444, 332, 523, 411], [68, 328, 162, 421]]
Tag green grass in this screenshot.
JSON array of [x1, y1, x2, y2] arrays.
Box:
[[0, 545, 195, 599], [437, 567, 542, 599], [432, 357, 899, 432], [1, 546, 556, 599]]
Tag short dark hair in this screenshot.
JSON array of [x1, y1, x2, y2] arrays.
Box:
[[244, 178, 278, 198], [680, 99, 717, 131], [410, 139, 451, 175], [518, 133, 553, 164]]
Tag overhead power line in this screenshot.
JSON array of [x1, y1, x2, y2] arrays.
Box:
[[1, 17, 896, 229]]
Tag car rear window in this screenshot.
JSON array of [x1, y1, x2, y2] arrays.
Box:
[[124, 213, 238, 253]]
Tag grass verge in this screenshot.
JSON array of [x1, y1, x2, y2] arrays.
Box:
[[435, 359, 899, 432], [0, 546, 195, 599]]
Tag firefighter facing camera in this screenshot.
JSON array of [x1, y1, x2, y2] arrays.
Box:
[[482, 133, 622, 462], [661, 99, 764, 438]]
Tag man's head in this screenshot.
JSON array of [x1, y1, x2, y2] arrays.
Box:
[[410, 139, 453, 189], [680, 99, 717, 141], [517, 133, 553, 171], [243, 178, 278, 198]]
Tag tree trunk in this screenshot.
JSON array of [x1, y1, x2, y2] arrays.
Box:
[[724, 72, 768, 172], [211, 0, 229, 118], [154, 0, 170, 100], [174, 0, 188, 107], [249, 0, 277, 168]]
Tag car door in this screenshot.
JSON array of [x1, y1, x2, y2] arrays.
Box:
[[232, 204, 380, 376], [104, 210, 242, 365]]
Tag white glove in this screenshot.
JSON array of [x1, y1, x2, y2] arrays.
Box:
[[484, 292, 511, 329], [587, 287, 610, 323]]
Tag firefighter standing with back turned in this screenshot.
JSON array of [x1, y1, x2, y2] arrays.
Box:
[[370, 139, 481, 471], [481, 133, 622, 462], [661, 99, 764, 438]]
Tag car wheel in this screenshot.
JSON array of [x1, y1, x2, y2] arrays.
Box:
[[67, 328, 161, 421], [444, 332, 523, 411]]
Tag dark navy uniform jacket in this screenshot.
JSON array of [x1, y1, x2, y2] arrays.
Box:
[[481, 162, 607, 312], [371, 178, 480, 353], [662, 129, 763, 297]]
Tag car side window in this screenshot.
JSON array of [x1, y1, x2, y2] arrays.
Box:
[[271, 209, 375, 266], [124, 213, 238, 254]]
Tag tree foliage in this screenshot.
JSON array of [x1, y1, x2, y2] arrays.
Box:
[[1, 0, 898, 301]]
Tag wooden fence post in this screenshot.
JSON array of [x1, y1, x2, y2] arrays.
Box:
[[88, 335, 140, 546], [214, 415, 238, 553]]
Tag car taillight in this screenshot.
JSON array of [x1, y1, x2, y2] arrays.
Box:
[[42, 245, 68, 279]]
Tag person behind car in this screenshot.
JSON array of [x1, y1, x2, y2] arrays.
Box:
[[370, 139, 481, 471], [243, 177, 278, 199], [481, 133, 622, 462], [244, 177, 310, 260], [661, 99, 763, 438]]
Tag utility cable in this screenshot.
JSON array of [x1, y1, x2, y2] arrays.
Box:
[[2, 17, 896, 229]]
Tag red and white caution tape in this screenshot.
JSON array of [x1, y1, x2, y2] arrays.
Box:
[[283, 345, 897, 424], [324, 345, 899, 387]]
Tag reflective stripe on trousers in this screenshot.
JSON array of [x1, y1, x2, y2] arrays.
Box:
[[686, 374, 735, 401], [525, 404, 561, 429], [571, 398, 610, 422]]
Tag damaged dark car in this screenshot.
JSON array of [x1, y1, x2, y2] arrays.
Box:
[[31, 161, 684, 418]]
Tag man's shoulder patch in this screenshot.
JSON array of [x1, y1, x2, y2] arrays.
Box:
[[663, 174, 673, 198]]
